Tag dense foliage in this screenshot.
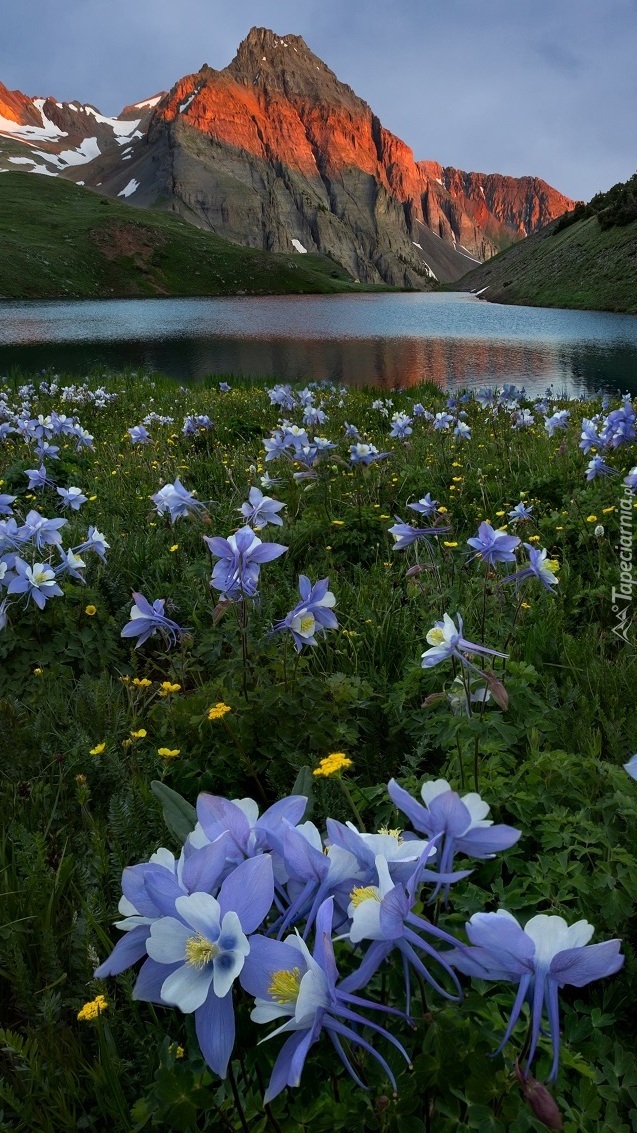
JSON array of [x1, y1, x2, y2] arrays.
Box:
[[554, 172, 637, 233], [1, 370, 636, 1132]]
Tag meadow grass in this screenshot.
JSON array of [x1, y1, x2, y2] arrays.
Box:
[[1, 370, 636, 1132]]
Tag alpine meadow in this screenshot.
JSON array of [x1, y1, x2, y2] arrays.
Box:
[[1, 371, 636, 1132]]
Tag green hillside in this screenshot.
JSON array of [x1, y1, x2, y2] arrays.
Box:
[[0, 173, 375, 299], [456, 174, 637, 314]]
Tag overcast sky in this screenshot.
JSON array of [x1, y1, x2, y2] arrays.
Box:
[[2, 0, 636, 200]]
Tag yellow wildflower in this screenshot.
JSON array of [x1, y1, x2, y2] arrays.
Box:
[[528, 535, 541, 542], [602, 506, 615, 514], [132, 677, 152, 688], [159, 681, 181, 696], [169, 544, 179, 552], [312, 752, 353, 778], [437, 506, 448, 514], [208, 703, 232, 721], [33, 667, 43, 676], [586, 515, 598, 522], [90, 743, 106, 756], [85, 604, 97, 616], [332, 520, 345, 526], [130, 728, 147, 740], [443, 541, 458, 548], [77, 995, 108, 1022], [158, 748, 180, 759]]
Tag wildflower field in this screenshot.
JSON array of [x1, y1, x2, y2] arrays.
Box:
[[1, 371, 637, 1133]]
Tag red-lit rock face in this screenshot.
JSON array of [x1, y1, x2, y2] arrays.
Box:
[[0, 80, 41, 126], [1, 27, 578, 287]]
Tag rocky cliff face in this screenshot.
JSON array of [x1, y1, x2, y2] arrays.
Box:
[[0, 28, 577, 287]]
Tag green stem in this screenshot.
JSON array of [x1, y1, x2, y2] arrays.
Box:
[[338, 777, 365, 829]]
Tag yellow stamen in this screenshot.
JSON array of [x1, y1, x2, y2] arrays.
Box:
[[350, 886, 380, 908], [185, 934, 219, 969], [426, 627, 445, 646], [377, 826, 403, 840], [268, 967, 302, 1005]]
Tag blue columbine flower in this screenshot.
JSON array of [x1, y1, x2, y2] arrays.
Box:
[[25, 464, 52, 490], [142, 856, 274, 1078], [349, 442, 390, 466], [503, 545, 560, 592], [218, 381, 231, 392], [121, 592, 185, 648], [387, 778, 520, 900], [389, 413, 413, 439], [339, 850, 466, 1013], [421, 612, 508, 673], [0, 493, 16, 517], [239, 487, 286, 530], [128, 425, 151, 445], [241, 897, 412, 1102], [55, 548, 87, 582], [508, 502, 533, 523], [408, 493, 438, 517], [7, 557, 64, 609], [585, 455, 617, 480], [75, 525, 110, 561], [454, 420, 471, 440], [388, 518, 449, 550], [624, 754, 637, 779], [467, 522, 520, 565], [544, 410, 570, 437], [623, 466, 637, 493], [151, 478, 207, 523], [273, 575, 337, 651], [447, 910, 623, 1080], [433, 412, 454, 431], [579, 418, 602, 453], [204, 527, 287, 600], [21, 510, 68, 550], [57, 486, 88, 511]]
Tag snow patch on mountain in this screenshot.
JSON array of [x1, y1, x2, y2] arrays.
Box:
[[118, 178, 140, 198], [291, 238, 307, 253]]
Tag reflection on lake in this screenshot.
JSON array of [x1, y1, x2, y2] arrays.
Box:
[[1, 292, 636, 395]]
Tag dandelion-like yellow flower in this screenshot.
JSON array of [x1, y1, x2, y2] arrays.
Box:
[[443, 541, 458, 548], [332, 520, 345, 526], [159, 681, 181, 696], [586, 515, 598, 523], [77, 995, 108, 1021], [84, 605, 97, 617], [207, 703, 232, 721], [130, 728, 147, 740], [312, 752, 353, 778], [169, 544, 179, 553], [90, 743, 106, 756], [528, 535, 541, 542], [132, 677, 152, 688], [437, 506, 448, 514], [158, 747, 180, 759], [33, 667, 43, 676]]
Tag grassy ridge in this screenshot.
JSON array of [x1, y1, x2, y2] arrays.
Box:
[[0, 173, 376, 299], [456, 213, 637, 313]]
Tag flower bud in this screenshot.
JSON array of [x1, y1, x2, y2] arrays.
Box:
[[516, 1064, 563, 1131]]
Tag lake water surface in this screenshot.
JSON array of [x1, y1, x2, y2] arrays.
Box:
[[1, 292, 636, 396]]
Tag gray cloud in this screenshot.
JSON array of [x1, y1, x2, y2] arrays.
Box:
[[1, 0, 635, 199]]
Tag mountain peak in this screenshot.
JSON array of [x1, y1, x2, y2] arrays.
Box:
[[227, 26, 364, 109]]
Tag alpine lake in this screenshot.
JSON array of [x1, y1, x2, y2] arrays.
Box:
[[1, 290, 636, 396]]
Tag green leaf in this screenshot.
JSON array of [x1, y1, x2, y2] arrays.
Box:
[[151, 781, 197, 842], [291, 765, 314, 817]]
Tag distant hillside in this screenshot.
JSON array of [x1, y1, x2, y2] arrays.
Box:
[[456, 173, 637, 314], [0, 173, 366, 299]]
